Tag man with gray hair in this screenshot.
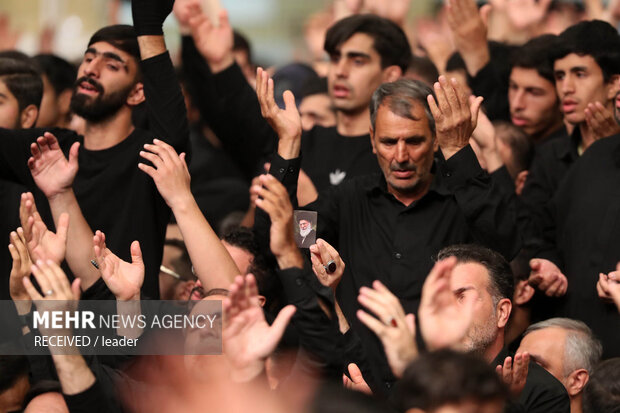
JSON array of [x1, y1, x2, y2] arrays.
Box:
[[517, 318, 603, 413], [255, 73, 521, 394]]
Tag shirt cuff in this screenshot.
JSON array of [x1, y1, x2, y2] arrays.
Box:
[[140, 50, 171, 70], [440, 144, 484, 189], [276, 266, 315, 304], [269, 153, 301, 186]]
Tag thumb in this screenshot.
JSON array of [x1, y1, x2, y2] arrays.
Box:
[[69, 142, 80, 167], [348, 363, 365, 383], [71, 278, 82, 300], [269, 305, 296, 342], [218, 9, 230, 28], [480, 4, 492, 27], [529, 259, 541, 271], [405, 313, 416, 335], [56, 212, 70, 241], [130, 241, 143, 265], [470, 96, 484, 130], [282, 90, 297, 112]]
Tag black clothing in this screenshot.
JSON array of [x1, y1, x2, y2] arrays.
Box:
[[181, 37, 380, 192], [0, 51, 189, 300], [493, 349, 570, 413], [260, 145, 521, 393], [295, 229, 316, 249], [538, 134, 620, 358]]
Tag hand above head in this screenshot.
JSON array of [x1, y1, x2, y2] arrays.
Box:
[[187, 4, 235, 73], [528, 258, 568, 297], [309, 239, 345, 293], [8, 228, 33, 302], [418, 257, 477, 350], [138, 139, 193, 211], [93, 230, 144, 301], [131, 0, 174, 36], [446, 0, 491, 75], [223, 274, 296, 382], [504, 0, 552, 30], [342, 363, 373, 395], [28, 132, 79, 199], [19, 192, 69, 265], [173, 0, 201, 31], [585, 101, 620, 141], [251, 174, 299, 266], [357, 280, 417, 378], [256, 67, 302, 157], [23, 259, 81, 314], [496, 352, 530, 398], [428, 76, 484, 160]]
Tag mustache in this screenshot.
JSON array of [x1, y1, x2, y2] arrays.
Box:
[[74, 76, 104, 94], [390, 163, 416, 172]]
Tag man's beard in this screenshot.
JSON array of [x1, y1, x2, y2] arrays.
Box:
[[70, 77, 133, 123], [300, 227, 312, 238], [457, 315, 498, 358]]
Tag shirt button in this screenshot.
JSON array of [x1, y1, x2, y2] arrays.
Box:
[[394, 252, 402, 259], [288, 167, 295, 173], [444, 171, 452, 177], [279, 168, 285, 174], [296, 278, 303, 286]]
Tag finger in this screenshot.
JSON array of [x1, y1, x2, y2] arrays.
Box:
[[68, 141, 80, 168], [268, 305, 296, 342], [30, 142, 41, 158], [371, 280, 406, 317], [30, 262, 52, 296], [316, 239, 334, 270], [56, 213, 70, 244], [470, 96, 484, 130], [130, 241, 143, 266], [40, 260, 65, 297], [433, 77, 452, 117], [282, 90, 297, 113], [22, 275, 43, 300], [245, 273, 259, 305], [357, 309, 387, 337], [137, 162, 157, 178], [48, 260, 72, 298], [502, 356, 513, 383], [43, 132, 61, 150], [480, 4, 492, 26], [405, 313, 416, 335], [443, 76, 461, 114], [71, 278, 82, 300], [139, 149, 165, 169]]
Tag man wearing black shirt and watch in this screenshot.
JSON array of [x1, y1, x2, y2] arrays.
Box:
[[254, 72, 521, 394], [0, 0, 188, 301]]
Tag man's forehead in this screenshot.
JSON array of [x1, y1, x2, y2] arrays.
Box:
[[335, 33, 378, 55], [553, 52, 598, 69], [510, 67, 553, 87], [450, 262, 490, 290], [85, 41, 137, 65], [374, 101, 431, 132]]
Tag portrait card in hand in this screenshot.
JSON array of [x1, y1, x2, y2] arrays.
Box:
[[294, 210, 317, 249]]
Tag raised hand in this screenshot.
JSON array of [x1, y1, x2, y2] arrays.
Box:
[[418, 257, 477, 350], [342, 363, 372, 395], [251, 174, 299, 263], [23, 259, 81, 314], [138, 139, 193, 211], [8, 228, 33, 302], [496, 352, 530, 397], [19, 192, 69, 264], [93, 230, 144, 301], [597, 270, 620, 312], [528, 258, 567, 297], [357, 280, 418, 378], [28, 132, 80, 199], [131, 0, 174, 36], [309, 239, 345, 292], [585, 101, 620, 141], [223, 274, 296, 382], [427, 76, 484, 160], [188, 4, 235, 73], [446, 0, 491, 75], [173, 0, 201, 31], [256, 67, 302, 151], [505, 0, 552, 30]]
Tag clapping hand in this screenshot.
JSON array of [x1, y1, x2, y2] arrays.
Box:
[[28, 132, 79, 199], [496, 352, 530, 397], [528, 258, 568, 297]]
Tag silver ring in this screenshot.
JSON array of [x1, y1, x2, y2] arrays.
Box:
[[324, 260, 336, 274], [45, 290, 53, 296]]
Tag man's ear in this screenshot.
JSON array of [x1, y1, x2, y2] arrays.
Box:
[[126, 82, 145, 106], [565, 369, 589, 397], [606, 74, 620, 100], [496, 298, 512, 329], [257, 295, 266, 308], [20, 104, 39, 129], [382, 65, 402, 82], [515, 170, 529, 196], [513, 279, 535, 306], [58, 89, 73, 117], [369, 125, 377, 154]]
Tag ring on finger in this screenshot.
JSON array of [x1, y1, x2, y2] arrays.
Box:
[[324, 260, 336, 274]]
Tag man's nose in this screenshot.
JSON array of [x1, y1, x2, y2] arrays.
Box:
[[395, 141, 409, 164]]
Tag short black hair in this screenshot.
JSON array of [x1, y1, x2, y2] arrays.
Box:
[[511, 34, 559, 84], [221, 227, 269, 290], [163, 238, 194, 281], [553, 20, 620, 82], [582, 358, 620, 413], [0, 56, 43, 112], [88, 25, 141, 63], [300, 76, 328, 99], [493, 120, 534, 177], [407, 55, 439, 86], [233, 30, 252, 63], [394, 349, 508, 411], [0, 355, 29, 393], [437, 244, 514, 304], [33, 54, 77, 95], [324, 14, 411, 71]]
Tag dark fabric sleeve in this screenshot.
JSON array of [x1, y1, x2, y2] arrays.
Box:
[[519, 362, 571, 413], [276, 265, 343, 380], [439, 145, 521, 260], [62, 379, 117, 413], [181, 36, 276, 180], [140, 52, 189, 155], [468, 61, 510, 122]]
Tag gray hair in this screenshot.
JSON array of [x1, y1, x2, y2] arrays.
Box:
[[524, 318, 603, 377], [369, 79, 436, 135]]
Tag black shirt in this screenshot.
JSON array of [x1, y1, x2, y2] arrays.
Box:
[[0, 52, 189, 300], [538, 134, 620, 358], [260, 145, 521, 392]]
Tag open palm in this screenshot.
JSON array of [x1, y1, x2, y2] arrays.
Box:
[[94, 231, 144, 301], [28, 132, 79, 198]]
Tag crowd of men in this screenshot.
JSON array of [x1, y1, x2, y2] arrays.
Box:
[[0, 0, 620, 411]]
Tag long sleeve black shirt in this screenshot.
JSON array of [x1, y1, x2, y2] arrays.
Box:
[[260, 145, 521, 393]]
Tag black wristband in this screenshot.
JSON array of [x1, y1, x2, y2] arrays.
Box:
[[18, 311, 34, 328]]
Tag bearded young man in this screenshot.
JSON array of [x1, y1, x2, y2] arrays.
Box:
[[0, 0, 188, 300]]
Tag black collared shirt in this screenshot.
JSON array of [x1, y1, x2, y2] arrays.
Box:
[[264, 145, 521, 392]]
